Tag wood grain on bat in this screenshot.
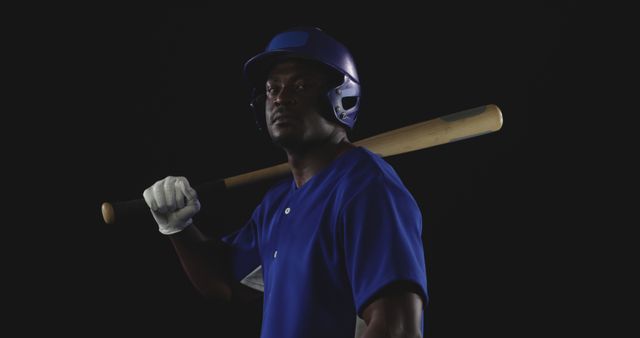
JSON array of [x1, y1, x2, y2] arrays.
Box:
[[102, 104, 503, 224]]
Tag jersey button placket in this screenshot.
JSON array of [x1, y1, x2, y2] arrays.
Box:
[[275, 207, 291, 259]]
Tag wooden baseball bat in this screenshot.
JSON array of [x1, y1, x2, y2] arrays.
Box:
[[101, 104, 503, 224]]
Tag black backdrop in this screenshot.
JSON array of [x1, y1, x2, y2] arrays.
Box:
[[16, 2, 594, 337]]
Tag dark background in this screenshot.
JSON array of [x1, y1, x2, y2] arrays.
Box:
[[15, 2, 598, 337]]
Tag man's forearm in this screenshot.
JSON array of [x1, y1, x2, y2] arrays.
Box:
[[360, 320, 422, 338], [169, 225, 232, 301]]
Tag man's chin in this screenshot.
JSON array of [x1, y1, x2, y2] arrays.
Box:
[[271, 134, 301, 149], [269, 128, 304, 148]]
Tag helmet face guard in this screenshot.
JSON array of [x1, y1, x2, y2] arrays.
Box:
[[244, 27, 361, 130]]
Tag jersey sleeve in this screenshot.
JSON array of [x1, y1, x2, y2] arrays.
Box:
[[340, 175, 428, 316], [220, 210, 264, 291]]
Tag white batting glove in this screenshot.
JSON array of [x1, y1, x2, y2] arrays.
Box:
[[142, 176, 201, 235]]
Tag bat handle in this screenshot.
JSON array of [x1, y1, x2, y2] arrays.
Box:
[[101, 179, 227, 225], [101, 199, 147, 225]]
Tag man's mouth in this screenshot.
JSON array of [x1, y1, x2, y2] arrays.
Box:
[[272, 111, 297, 125]]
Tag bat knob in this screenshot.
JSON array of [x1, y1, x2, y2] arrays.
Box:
[[101, 202, 115, 224]]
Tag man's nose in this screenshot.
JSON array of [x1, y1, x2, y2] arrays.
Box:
[[274, 87, 297, 106]]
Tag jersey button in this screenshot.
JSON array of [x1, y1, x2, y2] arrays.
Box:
[[273, 250, 278, 258], [284, 207, 291, 215]]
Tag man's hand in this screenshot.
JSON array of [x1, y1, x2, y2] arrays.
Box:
[[143, 176, 201, 235]]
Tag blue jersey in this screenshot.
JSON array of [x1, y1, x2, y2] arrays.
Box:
[[221, 147, 428, 338]]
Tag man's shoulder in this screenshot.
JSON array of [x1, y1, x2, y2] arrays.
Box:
[[340, 147, 401, 184], [334, 150, 421, 218], [332, 147, 411, 201], [267, 176, 292, 194]]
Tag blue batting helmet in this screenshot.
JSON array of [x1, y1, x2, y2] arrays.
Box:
[[244, 27, 361, 130]]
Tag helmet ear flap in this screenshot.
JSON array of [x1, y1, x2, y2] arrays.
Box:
[[326, 75, 360, 128]]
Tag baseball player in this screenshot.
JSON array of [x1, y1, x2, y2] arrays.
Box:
[[143, 27, 428, 338]]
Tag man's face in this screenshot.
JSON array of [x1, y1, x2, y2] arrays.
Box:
[[264, 59, 338, 150]]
